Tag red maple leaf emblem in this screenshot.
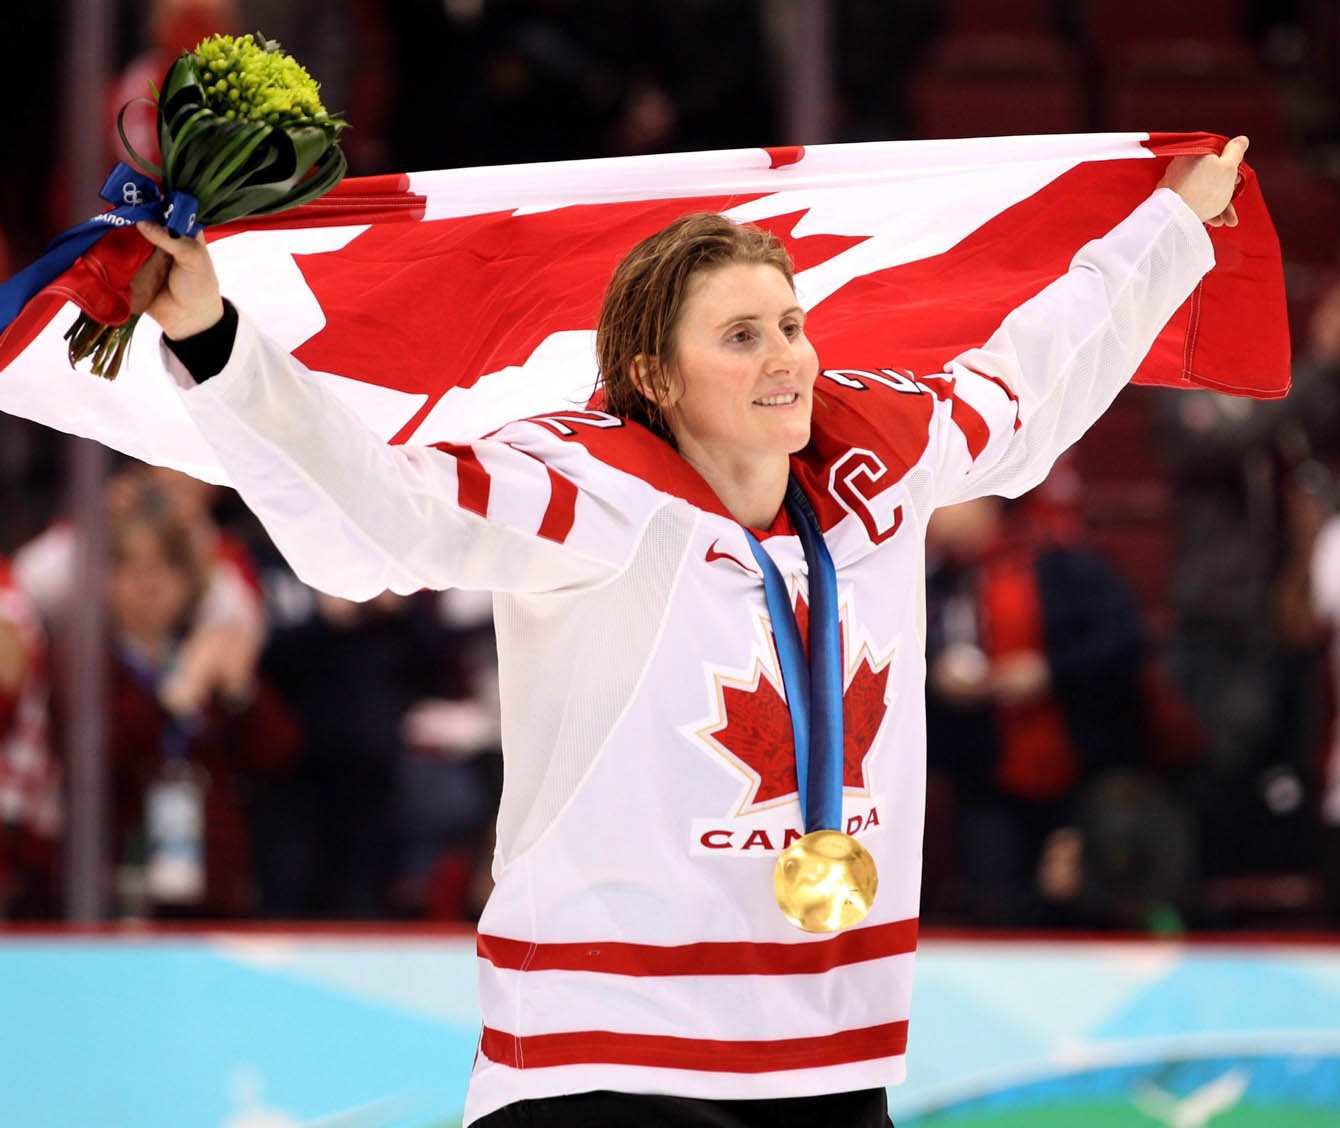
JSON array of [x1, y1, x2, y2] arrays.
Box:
[[703, 594, 892, 811], [713, 670, 797, 807]]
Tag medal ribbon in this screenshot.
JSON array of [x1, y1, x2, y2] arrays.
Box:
[[0, 162, 201, 332], [743, 477, 844, 834]]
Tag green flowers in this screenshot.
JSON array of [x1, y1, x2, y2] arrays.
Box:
[[68, 33, 348, 378], [144, 31, 348, 227], [195, 33, 331, 128]]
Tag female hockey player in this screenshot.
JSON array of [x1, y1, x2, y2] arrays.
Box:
[[133, 136, 1248, 1128]]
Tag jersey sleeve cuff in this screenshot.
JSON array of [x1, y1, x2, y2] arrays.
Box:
[[162, 299, 239, 382]]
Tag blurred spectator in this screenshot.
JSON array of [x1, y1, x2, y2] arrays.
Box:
[[13, 462, 264, 644], [107, 0, 240, 171], [105, 0, 396, 178], [395, 587, 502, 920], [0, 416, 61, 558], [1153, 281, 1340, 883], [0, 555, 60, 918], [923, 494, 1195, 928], [256, 585, 497, 919], [103, 500, 298, 918], [1043, 771, 1198, 934]]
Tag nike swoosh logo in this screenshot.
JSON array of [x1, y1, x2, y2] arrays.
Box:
[[705, 540, 759, 574]]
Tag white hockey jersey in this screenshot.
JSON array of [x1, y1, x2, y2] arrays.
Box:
[[163, 188, 1214, 1124]]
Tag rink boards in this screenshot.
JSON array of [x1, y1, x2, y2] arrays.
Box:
[[2, 931, 1338, 1127]]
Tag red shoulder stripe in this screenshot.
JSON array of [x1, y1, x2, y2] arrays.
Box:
[[433, 442, 491, 517], [536, 465, 578, 543], [920, 375, 995, 458]]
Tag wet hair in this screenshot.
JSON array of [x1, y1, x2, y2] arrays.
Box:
[[595, 212, 795, 442]]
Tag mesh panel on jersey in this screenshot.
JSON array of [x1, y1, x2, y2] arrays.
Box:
[[902, 463, 936, 529], [491, 503, 696, 866]]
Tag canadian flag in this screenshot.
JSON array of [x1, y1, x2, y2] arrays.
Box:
[[0, 132, 1288, 485]]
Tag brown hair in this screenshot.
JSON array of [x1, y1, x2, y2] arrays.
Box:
[[595, 213, 795, 442], [108, 498, 210, 634]]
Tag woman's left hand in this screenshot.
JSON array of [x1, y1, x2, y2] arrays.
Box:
[[1158, 135, 1249, 228], [132, 222, 225, 339]]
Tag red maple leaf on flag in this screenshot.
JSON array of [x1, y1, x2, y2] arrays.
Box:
[[704, 594, 892, 811], [287, 199, 870, 444]]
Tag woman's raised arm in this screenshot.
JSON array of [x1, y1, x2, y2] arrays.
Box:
[[134, 227, 645, 601], [929, 136, 1248, 508]]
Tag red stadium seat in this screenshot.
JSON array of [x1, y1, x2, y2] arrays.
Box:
[[1101, 42, 1292, 155], [1252, 158, 1340, 266], [1105, 78, 1289, 153], [909, 34, 1089, 140], [1081, 0, 1247, 46], [1301, 0, 1340, 97], [945, 0, 1060, 36]]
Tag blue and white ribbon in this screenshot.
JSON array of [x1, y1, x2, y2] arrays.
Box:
[[0, 162, 201, 332], [743, 477, 845, 834]]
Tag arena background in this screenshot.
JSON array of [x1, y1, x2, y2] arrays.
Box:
[[2, 1, 1340, 1126]]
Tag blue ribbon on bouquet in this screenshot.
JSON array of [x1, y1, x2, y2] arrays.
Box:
[[743, 477, 845, 834], [0, 162, 201, 332]]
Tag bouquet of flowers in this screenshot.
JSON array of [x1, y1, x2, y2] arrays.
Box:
[[65, 33, 347, 379]]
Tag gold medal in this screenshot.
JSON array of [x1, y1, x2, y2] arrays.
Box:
[[773, 829, 878, 933]]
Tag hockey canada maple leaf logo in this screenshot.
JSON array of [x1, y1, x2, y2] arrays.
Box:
[[696, 592, 893, 814]]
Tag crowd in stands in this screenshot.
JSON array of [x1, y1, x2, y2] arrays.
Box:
[[2, 0, 1340, 928]]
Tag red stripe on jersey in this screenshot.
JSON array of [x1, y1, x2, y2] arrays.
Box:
[[537, 466, 578, 543], [434, 443, 491, 516], [478, 917, 918, 976], [976, 372, 1022, 432], [480, 1019, 908, 1072], [920, 375, 994, 458]]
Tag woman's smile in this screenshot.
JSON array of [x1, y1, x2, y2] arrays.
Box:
[[663, 261, 819, 461]]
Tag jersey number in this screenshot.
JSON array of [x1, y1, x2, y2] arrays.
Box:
[[532, 411, 625, 437]]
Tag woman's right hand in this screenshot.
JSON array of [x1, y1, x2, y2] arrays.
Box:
[[132, 221, 225, 340]]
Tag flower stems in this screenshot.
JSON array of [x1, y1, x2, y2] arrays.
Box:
[[65, 312, 141, 380]]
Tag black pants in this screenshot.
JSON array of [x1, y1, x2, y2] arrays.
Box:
[[474, 1087, 893, 1127]]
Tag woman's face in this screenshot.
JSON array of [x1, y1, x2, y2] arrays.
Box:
[[661, 262, 819, 466], [108, 525, 195, 643]]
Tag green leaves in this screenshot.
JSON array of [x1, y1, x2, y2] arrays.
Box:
[[148, 36, 348, 226]]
